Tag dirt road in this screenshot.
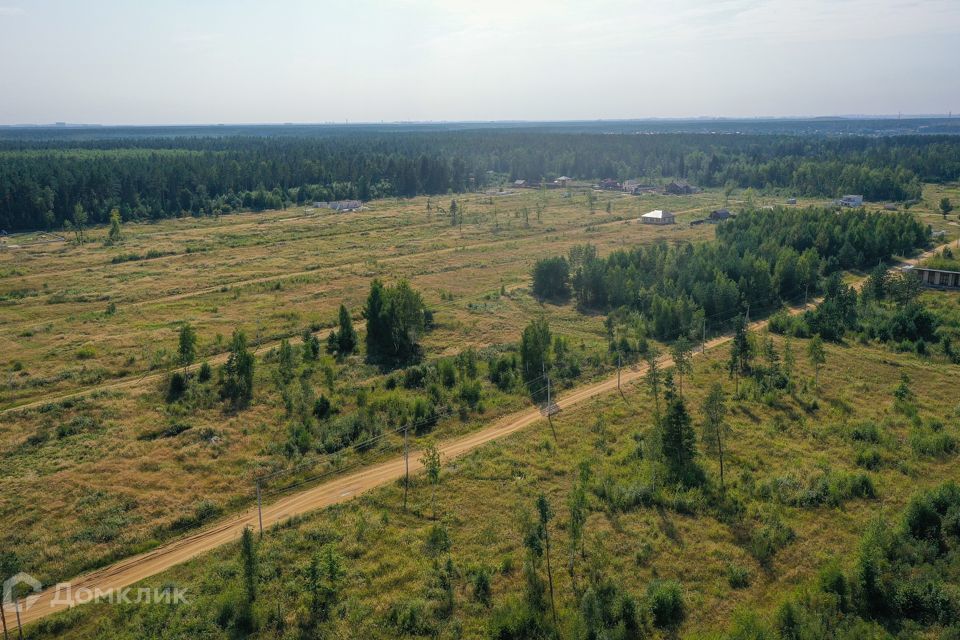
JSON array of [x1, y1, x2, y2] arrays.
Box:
[[5, 298, 796, 627], [7, 244, 947, 627]]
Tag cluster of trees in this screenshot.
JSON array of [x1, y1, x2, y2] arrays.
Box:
[[364, 279, 431, 366], [4, 130, 960, 230], [165, 324, 254, 409], [771, 266, 957, 359], [533, 207, 927, 340], [725, 482, 960, 638]]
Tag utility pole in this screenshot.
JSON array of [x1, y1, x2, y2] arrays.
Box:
[[13, 601, 21, 640], [544, 362, 558, 442], [617, 351, 621, 391], [256, 479, 263, 538], [403, 425, 410, 511], [1, 594, 9, 640]]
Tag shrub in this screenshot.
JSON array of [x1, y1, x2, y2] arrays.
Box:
[[386, 599, 433, 635], [403, 364, 430, 389], [472, 568, 492, 607], [167, 372, 187, 402], [197, 361, 212, 382], [647, 580, 685, 628], [459, 379, 482, 409], [424, 524, 451, 556], [911, 429, 958, 458], [768, 310, 810, 337], [749, 512, 795, 564], [856, 447, 882, 470], [850, 421, 881, 443], [76, 346, 96, 360], [726, 564, 751, 589], [313, 395, 333, 420], [437, 359, 457, 388]]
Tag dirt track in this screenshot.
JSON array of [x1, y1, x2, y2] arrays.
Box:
[[7, 244, 947, 627], [4, 303, 792, 627]]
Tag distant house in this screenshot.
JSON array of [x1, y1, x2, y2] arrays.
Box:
[[904, 265, 960, 289], [664, 180, 697, 195], [555, 176, 572, 187], [514, 179, 528, 188], [709, 209, 732, 221], [884, 203, 897, 211], [786, 197, 797, 205], [314, 200, 362, 212], [622, 179, 640, 192], [839, 194, 864, 207], [641, 209, 675, 225], [598, 178, 621, 190]]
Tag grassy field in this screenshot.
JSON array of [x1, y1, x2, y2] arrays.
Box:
[[1, 187, 751, 586], [24, 291, 960, 639], [2, 185, 957, 637]]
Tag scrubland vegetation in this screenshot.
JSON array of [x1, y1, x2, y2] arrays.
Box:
[[3, 125, 960, 638]]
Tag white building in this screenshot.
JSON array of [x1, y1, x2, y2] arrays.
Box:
[[640, 209, 675, 225], [840, 194, 864, 207]]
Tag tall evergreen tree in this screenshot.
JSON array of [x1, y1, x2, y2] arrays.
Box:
[[336, 304, 357, 355], [658, 376, 700, 486]]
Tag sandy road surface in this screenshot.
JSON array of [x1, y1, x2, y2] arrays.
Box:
[[6, 298, 800, 627], [7, 244, 949, 627]]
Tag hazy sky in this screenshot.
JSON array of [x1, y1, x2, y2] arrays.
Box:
[[1, 0, 958, 124]]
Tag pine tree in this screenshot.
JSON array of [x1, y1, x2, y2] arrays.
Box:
[[222, 329, 255, 408], [107, 208, 122, 244], [671, 336, 692, 397], [701, 382, 728, 492], [277, 338, 295, 384], [241, 526, 257, 604], [536, 494, 558, 628], [336, 304, 357, 354], [645, 346, 662, 418], [420, 442, 442, 520], [658, 376, 699, 485], [808, 335, 826, 388], [177, 322, 197, 373]]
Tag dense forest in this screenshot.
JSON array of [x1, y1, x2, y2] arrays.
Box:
[[2, 129, 960, 230], [535, 208, 928, 340]]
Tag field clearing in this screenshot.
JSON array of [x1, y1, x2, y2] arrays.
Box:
[[1, 185, 954, 633], [25, 295, 960, 639], [2, 189, 731, 408], [0, 187, 745, 586]]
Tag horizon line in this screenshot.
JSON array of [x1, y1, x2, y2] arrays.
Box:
[[0, 114, 955, 129]]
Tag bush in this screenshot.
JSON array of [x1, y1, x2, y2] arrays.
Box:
[[726, 564, 751, 589], [403, 364, 430, 389], [167, 372, 187, 402], [313, 395, 333, 420], [472, 568, 492, 606], [647, 580, 685, 628], [197, 361, 212, 382], [911, 429, 958, 458], [850, 421, 881, 443], [768, 310, 810, 337], [169, 499, 222, 532], [437, 359, 457, 388], [76, 346, 96, 360], [856, 447, 882, 470], [386, 599, 434, 636], [459, 379, 482, 409], [424, 524, 451, 556], [749, 512, 795, 564]]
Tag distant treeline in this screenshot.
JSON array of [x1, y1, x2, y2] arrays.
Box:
[[536, 208, 928, 340], [2, 131, 960, 230]]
